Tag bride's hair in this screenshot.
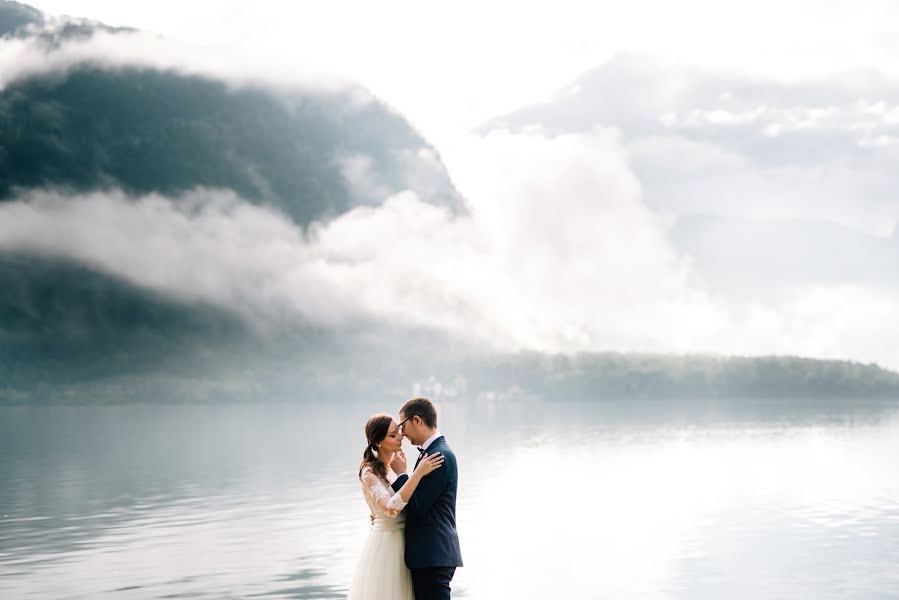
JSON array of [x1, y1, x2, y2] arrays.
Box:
[[359, 413, 393, 482]]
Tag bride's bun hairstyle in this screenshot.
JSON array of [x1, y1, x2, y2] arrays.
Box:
[[359, 413, 393, 481]]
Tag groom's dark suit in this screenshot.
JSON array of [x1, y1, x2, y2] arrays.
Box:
[[392, 435, 462, 600]]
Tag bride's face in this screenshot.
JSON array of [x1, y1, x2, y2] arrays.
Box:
[[380, 420, 403, 454]]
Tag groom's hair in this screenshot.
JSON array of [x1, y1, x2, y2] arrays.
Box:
[[401, 397, 437, 428]]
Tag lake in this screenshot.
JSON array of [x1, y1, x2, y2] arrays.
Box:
[[2, 396, 899, 598]]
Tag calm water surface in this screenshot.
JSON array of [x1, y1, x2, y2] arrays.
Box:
[[2, 397, 899, 599]]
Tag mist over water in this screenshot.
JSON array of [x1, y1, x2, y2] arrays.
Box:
[[2, 396, 898, 599]]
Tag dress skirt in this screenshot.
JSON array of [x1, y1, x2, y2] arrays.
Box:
[[346, 518, 414, 600]]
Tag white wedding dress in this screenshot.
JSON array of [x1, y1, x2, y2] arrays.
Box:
[[346, 466, 414, 600]]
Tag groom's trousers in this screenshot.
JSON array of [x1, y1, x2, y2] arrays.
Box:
[[410, 567, 456, 600]]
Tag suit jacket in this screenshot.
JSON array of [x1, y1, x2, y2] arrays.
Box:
[[391, 435, 463, 569]]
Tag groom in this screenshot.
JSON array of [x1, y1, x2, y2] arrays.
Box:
[[391, 397, 463, 600]]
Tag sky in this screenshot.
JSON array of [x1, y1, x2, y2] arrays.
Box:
[[9, 0, 899, 367], [27, 0, 899, 133]]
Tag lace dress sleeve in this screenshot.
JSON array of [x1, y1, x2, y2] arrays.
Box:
[[361, 468, 408, 517]]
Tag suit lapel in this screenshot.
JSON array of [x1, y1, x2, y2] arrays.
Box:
[[426, 436, 445, 453]]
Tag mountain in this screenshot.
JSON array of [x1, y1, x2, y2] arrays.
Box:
[[0, 0, 464, 385], [0, 67, 463, 225], [0, 253, 246, 380], [0, 1, 41, 37], [2, 3, 898, 405]]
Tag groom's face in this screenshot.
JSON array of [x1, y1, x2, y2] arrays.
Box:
[[398, 411, 420, 445]]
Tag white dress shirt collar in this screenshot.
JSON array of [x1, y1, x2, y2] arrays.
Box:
[[419, 431, 442, 452]]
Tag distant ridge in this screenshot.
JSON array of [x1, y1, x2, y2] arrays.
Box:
[[4, 345, 899, 404], [463, 352, 899, 400]]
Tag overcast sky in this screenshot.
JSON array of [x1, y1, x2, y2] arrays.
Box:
[[27, 0, 899, 132], [10, 0, 899, 367]]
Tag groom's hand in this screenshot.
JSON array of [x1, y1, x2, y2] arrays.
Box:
[[390, 449, 408, 474]]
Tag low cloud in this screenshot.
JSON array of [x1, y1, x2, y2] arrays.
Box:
[[4, 129, 899, 368], [0, 128, 689, 350], [0, 20, 352, 95]]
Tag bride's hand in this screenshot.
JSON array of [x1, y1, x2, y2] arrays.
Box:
[[413, 452, 444, 477], [391, 450, 408, 474]]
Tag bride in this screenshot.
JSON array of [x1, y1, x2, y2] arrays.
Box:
[[347, 414, 444, 600]]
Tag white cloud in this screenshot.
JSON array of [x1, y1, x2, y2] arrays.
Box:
[[28, 0, 899, 137], [663, 101, 899, 141], [4, 4, 899, 368], [491, 54, 899, 235], [0, 24, 351, 95], [0, 128, 696, 352], [4, 129, 899, 368]]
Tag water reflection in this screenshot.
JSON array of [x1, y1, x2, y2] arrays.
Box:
[[1, 398, 898, 598]]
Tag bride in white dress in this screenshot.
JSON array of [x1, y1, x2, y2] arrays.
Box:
[[347, 413, 444, 600]]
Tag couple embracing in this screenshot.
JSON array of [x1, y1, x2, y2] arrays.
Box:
[[347, 397, 463, 600]]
